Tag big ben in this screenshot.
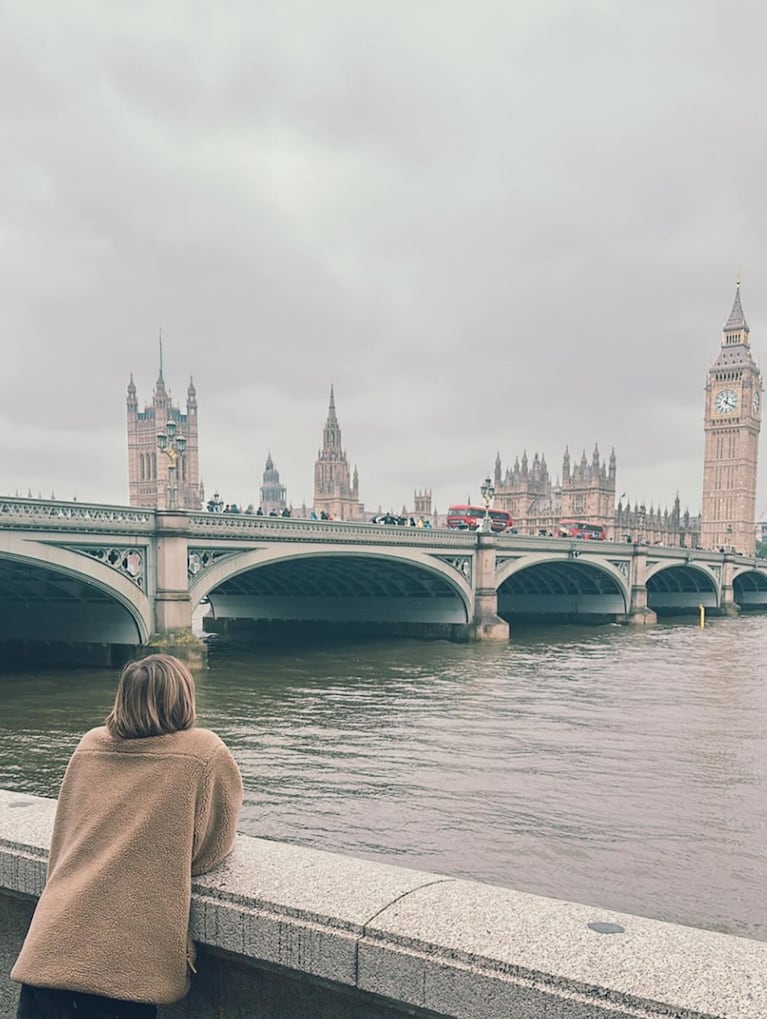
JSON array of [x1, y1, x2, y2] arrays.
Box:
[[701, 283, 762, 555]]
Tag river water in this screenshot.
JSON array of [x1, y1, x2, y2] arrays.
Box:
[[1, 616, 765, 942]]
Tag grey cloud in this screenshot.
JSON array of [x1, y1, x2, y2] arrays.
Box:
[[2, 0, 767, 516]]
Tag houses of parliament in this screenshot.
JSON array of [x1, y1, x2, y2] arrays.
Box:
[[127, 283, 763, 555]]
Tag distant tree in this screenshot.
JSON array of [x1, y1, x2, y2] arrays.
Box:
[[756, 540, 767, 559]]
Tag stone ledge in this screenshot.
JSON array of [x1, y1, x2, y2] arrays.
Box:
[[1, 789, 765, 1019]]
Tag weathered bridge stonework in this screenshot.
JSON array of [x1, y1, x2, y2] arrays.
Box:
[[0, 789, 764, 1019], [2, 497, 767, 664]]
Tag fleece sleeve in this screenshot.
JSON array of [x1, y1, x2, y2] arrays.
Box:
[[191, 743, 244, 876]]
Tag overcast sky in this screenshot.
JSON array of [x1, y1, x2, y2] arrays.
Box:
[[2, 1, 766, 517]]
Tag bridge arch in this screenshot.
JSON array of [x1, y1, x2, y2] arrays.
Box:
[[645, 561, 719, 614], [732, 565, 767, 610], [495, 553, 629, 620], [0, 535, 151, 645], [190, 545, 474, 627]]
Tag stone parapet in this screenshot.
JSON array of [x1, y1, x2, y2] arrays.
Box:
[[0, 789, 765, 1019]]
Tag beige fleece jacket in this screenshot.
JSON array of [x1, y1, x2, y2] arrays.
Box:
[[12, 725, 243, 1004]]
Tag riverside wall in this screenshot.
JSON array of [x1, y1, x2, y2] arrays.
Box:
[[0, 789, 764, 1019]]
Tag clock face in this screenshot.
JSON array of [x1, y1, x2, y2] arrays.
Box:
[[714, 389, 738, 414], [754, 391, 761, 415]]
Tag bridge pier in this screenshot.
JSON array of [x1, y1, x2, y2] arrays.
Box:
[[148, 513, 207, 667], [716, 555, 741, 617], [623, 544, 657, 626], [470, 533, 510, 641]]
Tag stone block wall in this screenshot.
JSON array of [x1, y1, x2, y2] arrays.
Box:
[[1, 790, 765, 1019]]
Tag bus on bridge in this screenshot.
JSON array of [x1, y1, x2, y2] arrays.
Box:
[[447, 504, 514, 533], [557, 519, 607, 540]]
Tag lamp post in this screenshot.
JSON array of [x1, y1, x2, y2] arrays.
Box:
[[725, 523, 733, 553], [156, 419, 187, 510], [480, 475, 495, 532]]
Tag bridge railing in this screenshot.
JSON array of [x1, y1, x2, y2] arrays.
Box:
[[185, 513, 478, 546], [2, 499, 759, 569], [0, 497, 156, 533]]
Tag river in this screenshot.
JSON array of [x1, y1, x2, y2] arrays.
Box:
[[1, 615, 765, 942]]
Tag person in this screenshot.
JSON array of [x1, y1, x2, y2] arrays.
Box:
[[12, 654, 243, 1019]]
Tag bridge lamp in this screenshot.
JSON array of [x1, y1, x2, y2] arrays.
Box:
[[726, 523, 733, 553], [480, 476, 495, 532], [157, 419, 187, 511]]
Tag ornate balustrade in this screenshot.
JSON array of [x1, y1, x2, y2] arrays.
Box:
[[1, 498, 759, 571], [185, 513, 477, 547], [0, 498, 155, 533]]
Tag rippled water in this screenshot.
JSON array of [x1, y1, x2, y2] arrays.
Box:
[[1, 616, 765, 942]]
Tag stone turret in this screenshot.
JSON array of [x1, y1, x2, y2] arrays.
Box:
[[260, 452, 287, 515], [126, 353, 202, 510]]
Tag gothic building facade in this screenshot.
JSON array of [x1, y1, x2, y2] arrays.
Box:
[[493, 446, 698, 545], [700, 284, 762, 555], [259, 453, 287, 515], [127, 368, 202, 510], [493, 445, 618, 536], [313, 386, 365, 520]]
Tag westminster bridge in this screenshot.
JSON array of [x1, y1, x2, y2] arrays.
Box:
[[2, 496, 767, 663]]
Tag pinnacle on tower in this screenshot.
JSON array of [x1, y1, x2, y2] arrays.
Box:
[[156, 330, 167, 392], [724, 282, 749, 333]]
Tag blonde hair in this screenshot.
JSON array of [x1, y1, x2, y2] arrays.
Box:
[[105, 654, 196, 739]]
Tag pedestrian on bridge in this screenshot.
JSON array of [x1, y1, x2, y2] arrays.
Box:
[[12, 654, 243, 1019]]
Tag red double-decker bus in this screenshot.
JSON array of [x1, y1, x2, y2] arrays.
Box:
[[447, 505, 514, 533], [558, 519, 607, 540]]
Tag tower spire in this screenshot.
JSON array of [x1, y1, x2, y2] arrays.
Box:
[[154, 328, 167, 396], [314, 384, 361, 520], [724, 281, 749, 333]]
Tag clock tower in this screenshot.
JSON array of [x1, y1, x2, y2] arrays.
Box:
[[701, 283, 762, 555]]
